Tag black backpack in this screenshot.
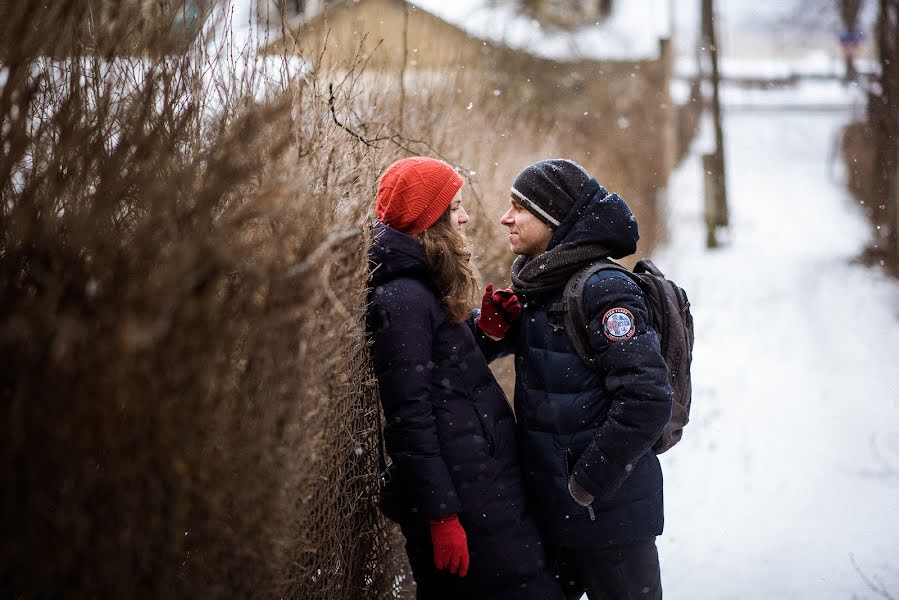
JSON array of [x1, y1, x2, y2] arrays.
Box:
[[550, 258, 694, 454]]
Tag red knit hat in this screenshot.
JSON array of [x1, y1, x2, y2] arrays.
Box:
[[376, 157, 464, 235]]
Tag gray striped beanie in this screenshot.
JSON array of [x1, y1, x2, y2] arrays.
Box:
[[510, 159, 591, 228]]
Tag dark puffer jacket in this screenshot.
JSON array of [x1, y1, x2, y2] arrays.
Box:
[[366, 223, 560, 598], [479, 181, 673, 548]]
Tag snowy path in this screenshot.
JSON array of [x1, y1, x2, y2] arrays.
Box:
[[654, 98, 899, 598]]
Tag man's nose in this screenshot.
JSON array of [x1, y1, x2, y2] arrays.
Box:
[[500, 209, 513, 224]]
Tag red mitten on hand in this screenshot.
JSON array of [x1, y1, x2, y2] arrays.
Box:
[[429, 515, 469, 577], [478, 283, 522, 340]]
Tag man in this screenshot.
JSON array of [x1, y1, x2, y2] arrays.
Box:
[[476, 159, 673, 600]]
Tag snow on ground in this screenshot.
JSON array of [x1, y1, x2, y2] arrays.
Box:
[[717, 80, 869, 111], [195, 1, 309, 104], [670, 78, 868, 112], [410, 0, 671, 61], [674, 55, 881, 81], [649, 88, 899, 598]]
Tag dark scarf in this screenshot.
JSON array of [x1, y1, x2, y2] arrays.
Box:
[[510, 242, 611, 302]]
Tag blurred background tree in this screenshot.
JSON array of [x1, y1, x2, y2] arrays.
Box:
[[515, 0, 613, 28]]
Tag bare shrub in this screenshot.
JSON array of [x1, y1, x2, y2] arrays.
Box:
[[1, 2, 407, 598], [1, 2, 675, 598]]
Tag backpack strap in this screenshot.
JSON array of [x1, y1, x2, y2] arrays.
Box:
[[561, 259, 629, 367]]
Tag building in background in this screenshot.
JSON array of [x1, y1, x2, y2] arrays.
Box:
[[265, 0, 691, 251], [517, 0, 614, 28]]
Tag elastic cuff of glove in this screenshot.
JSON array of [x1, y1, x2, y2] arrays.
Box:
[[430, 514, 459, 525], [568, 475, 595, 507], [476, 318, 505, 341]]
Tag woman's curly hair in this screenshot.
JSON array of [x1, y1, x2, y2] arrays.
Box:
[[420, 207, 480, 323]]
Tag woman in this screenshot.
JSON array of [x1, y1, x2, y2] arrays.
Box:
[[366, 157, 563, 600]]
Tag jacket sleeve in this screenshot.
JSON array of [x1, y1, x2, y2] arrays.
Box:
[[466, 308, 517, 363], [368, 280, 462, 520], [571, 272, 672, 502]]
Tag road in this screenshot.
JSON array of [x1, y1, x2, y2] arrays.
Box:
[[654, 93, 899, 599]]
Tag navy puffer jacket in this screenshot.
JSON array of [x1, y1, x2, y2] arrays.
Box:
[[480, 181, 673, 548], [366, 223, 557, 595]]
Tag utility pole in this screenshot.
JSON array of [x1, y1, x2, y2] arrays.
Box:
[[874, 0, 899, 264], [894, 121, 898, 263], [888, 0, 899, 264], [838, 0, 864, 82], [701, 0, 728, 248]]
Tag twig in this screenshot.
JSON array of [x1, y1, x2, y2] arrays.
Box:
[[858, 432, 899, 479], [284, 228, 361, 279], [399, 3, 409, 129], [328, 83, 391, 148], [850, 553, 896, 600], [320, 257, 349, 320]]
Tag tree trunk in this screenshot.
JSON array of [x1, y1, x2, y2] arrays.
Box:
[[839, 0, 864, 81], [702, 0, 728, 236], [876, 0, 899, 262]]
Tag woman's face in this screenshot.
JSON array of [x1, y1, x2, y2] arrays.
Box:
[[449, 194, 469, 231]]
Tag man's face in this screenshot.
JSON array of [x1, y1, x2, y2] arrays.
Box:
[[500, 197, 553, 259]]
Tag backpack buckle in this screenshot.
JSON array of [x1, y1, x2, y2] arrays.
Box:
[[546, 301, 567, 332]]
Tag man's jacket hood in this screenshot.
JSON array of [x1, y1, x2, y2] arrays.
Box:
[[368, 220, 431, 288], [546, 179, 639, 258]]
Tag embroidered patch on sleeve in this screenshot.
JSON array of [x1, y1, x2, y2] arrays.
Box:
[[601, 307, 636, 342]]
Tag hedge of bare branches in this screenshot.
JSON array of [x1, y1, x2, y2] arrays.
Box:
[[0, 2, 413, 598], [0, 2, 673, 598]]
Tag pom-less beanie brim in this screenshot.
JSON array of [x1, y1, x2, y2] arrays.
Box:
[[511, 159, 591, 228]]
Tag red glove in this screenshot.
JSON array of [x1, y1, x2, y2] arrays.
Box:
[[478, 283, 522, 340], [429, 515, 469, 577]]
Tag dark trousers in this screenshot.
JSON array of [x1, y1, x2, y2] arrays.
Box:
[[547, 539, 662, 600]]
